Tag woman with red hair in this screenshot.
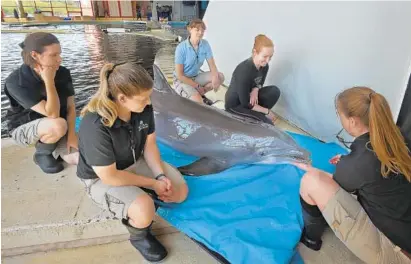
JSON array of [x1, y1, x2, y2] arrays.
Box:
[[225, 34, 280, 124]]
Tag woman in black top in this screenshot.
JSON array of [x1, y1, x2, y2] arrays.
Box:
[[4, 32, 79, 174], [77, 63, 188, 262], [225, 34, 280, 124], [295, 87, 411, 263]]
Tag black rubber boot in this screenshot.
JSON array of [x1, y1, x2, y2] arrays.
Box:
[[300, 197, 327, 251], [33, 141, 64, 174], [122, 219, 168, 262]]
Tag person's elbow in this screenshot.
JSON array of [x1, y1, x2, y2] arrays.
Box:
[[93, 165, 118, 186], [175, 71, 185, 81], [144, 133, 157, 153], [175, 65, 185, 80], [98, 171, 119, 186]]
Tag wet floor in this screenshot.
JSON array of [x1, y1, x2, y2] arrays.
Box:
[[1, 24, 169, 137]]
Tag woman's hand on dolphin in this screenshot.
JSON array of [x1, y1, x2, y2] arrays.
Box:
[[250, 88, 259, 106], [293, 162, 313, 172], [293, 162, 333, 178]]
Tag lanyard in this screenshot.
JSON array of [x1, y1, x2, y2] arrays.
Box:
[[127, 124, 136, 162], [188, 38, 200, 65]]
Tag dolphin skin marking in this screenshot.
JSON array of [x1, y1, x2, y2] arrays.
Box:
[[151, 63, 310, 176]]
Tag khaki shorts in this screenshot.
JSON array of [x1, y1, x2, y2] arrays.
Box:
[[81, 157, 186, 219], [323, 188, 411, 264], [10, 118, 73, 159], [173, 71, 224, 98]]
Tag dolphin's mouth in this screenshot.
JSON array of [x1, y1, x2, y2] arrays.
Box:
[[288, 154, 311, 164], [256, 149, 311, 165]]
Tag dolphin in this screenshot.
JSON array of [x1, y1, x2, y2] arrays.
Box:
[[151, 64, 310, 176]]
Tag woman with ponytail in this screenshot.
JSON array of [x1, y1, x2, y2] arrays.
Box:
[[77, 62, 188, 262], [225, 34, 280, 125], [295, 87, 411, 263]]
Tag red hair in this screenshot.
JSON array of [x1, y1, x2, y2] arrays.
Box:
[[253, 34, 274, 53]]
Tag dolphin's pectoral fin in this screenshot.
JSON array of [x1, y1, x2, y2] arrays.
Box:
[[177, 157, 230, 176]]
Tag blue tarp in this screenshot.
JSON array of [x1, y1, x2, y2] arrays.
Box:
[[75, 118, 348, 264], [156, 132, 348, 264]]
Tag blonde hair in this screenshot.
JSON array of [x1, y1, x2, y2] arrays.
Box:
[[253, 34, 274, 53], [188, 19, 206, 30], [81, 62, 153, 127], [336, 87, 411, 181]]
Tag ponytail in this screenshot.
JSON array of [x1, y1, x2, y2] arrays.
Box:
[[81, 63, 119, 127], [368, 92, 411, 181]]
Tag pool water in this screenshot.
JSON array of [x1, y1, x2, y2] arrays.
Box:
[[1, 24, 169, 137]]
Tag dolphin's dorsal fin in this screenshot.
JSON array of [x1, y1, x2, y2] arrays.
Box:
[[177, 157, 231, 176], [153, 64, 177, 95]]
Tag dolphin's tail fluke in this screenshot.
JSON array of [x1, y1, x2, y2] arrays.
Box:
[[177, 157, 231, 176]]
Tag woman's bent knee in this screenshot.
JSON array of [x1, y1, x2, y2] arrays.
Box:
[[300, 171, 320, 193], [190, 93, 203, 103], [269, 85, 281, 99], [218, 72, 225, 83], [300, 171, 340, 210], [175, 183, 188, 203], [127, 194, 155, 227], [39, 118, 68, 139]]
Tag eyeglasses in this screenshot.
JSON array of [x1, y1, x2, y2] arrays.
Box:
[[336, 128, 353, 149]]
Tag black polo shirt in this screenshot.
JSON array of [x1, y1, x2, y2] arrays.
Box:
[[76, 105, 155, 179], [225, 58, 269, 110], [334, 132, 411, 252], [3, 64, 75, 133]]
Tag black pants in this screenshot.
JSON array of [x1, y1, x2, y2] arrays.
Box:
[[227, 85, 280, 125]]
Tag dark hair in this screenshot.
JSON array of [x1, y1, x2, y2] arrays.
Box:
[[188, 19, 206, 30], [20, 32, 60, 67], [81, 62, 153, 127], [336, 86, 411, 181]]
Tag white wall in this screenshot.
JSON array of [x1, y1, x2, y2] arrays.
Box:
[[203, 1, 411, 142]]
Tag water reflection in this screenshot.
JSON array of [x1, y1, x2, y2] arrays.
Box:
[[1, 24, 165, 137]]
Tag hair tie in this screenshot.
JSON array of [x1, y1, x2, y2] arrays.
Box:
[[369, 92, 375, 101], [106, 62, 127, 79]]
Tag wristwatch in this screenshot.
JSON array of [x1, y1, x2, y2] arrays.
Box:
[[266, 109, 270, 115], [155, 173, 166, 180]]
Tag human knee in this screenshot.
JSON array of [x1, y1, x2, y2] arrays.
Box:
[[43, 118, 67, 139], [218, 72, 225, 83], [300, 171, 322, 194], [175, 183, 188, 203], [127, 194, 155, 227], [190, 94, 203, 104], [63, 152, 79, 165], [269, 85, 281, 99]]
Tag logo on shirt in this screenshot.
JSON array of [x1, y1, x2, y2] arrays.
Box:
[[138, 121, 149, 131], [254, 76, 263, 88]]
